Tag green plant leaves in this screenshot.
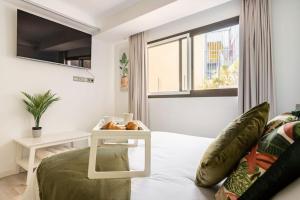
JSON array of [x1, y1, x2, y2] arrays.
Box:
[[120, 53, 128, 65], [119, 53, 129, 77], [21, 90, 60, 128]]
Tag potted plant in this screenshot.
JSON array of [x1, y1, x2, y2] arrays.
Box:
[[119, 52, 129, 89], [22, 90, 60, 138]]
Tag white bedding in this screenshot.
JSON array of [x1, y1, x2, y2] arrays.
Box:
[[22, 132, 300, 200]]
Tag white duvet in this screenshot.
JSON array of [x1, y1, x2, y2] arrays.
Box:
[[23, 132, 300, 200]]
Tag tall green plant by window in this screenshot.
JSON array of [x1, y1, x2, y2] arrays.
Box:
[[22, 90, 60, 128]]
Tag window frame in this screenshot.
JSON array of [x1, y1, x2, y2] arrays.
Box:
[[147, 16, 239, 98], [147, 33, 191, 96]]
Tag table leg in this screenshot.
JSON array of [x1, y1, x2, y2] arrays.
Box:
[[88, 134, 151, 179], [88, 136, 98, 178], [144, 136, 151, 176], [15, 144, 22, 173], [87, 138, 91, 147], [26, 148, 36, 185]]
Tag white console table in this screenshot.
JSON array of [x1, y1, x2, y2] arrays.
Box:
[[14, 131, 91, 185]]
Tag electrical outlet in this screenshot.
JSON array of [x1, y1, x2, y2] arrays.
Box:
[[73, 76, 83, 82], [87, 78, 94, 83], [296, 104, 300, 111], [73, 76, 94, 83]]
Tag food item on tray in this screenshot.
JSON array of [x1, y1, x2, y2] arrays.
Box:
[[101, 121, 125, 130], [126, 121, 139, 130], [101, 121, 140, 131]]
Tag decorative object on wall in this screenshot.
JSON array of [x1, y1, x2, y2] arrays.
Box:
[[119, 52, 129, 90], [22, 90, 60, 138]]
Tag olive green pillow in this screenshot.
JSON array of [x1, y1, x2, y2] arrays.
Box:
[[195, 102, 270, 187]]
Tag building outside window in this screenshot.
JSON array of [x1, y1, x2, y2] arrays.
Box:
[[193, 24, 239, 90]]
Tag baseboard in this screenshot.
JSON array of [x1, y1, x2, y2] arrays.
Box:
[[0, 168, 19, 179]]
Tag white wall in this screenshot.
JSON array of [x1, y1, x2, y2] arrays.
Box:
[[0, 2, 115, 177], [1, 0, 297, 177], [149, 97, 238, 138], [146, 0, 300, 137], [114, 41, 129, 116], [271, 0, 300, 114], [146, 0, 241, 138]]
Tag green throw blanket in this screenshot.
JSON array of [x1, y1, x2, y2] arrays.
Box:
[[37, 147, 131, 200]]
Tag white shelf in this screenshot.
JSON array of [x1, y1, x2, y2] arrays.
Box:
[[16, 159, 40, 171], [14, 131, 90, 148], [16, 146, 78, 171], [14, 131, 90, 185]]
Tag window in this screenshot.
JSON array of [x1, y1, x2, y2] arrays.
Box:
[[147, 17, 239, 97], [148, 35, 189, 94], [192, 25, 239, 90]]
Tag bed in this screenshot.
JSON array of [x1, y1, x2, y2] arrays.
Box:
[[23, 132, 300, 200]]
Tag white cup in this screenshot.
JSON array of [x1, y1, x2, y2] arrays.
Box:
[[103, 116, 113, 124], [122, 113, 133, 124]]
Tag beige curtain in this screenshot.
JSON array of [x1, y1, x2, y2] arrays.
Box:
[[128, 32, 149, 125], [239, 0, 276, 116]]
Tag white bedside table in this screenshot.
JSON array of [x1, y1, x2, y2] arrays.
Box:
[[14, 131, 91, 185]]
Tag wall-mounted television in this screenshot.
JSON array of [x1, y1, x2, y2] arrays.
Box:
[[17, 10, 92, 69]]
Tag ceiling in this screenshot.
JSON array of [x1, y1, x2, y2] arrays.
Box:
[[59, 0, 143, 18], [7, 0, 235, 41]]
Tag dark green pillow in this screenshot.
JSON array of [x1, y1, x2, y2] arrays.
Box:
[[195, 102, 270, 187]]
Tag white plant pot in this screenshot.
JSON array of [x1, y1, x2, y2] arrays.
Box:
[[32, 127, 42, 138]]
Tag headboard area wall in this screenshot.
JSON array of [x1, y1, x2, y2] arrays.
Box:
[[0, 2, 115, 178]]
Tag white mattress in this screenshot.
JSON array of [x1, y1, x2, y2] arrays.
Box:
[[22, 132, 300, 200]]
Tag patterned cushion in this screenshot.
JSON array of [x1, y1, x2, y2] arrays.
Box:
[[264, 112, 298, 135], [239, 139, 300, 200], [216, 121, 300, 200]]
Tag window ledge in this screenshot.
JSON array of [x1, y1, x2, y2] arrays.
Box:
[[148, 88, 237, 98]]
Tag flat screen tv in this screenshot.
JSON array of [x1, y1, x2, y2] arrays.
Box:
[[17, 10, 92, 69]]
